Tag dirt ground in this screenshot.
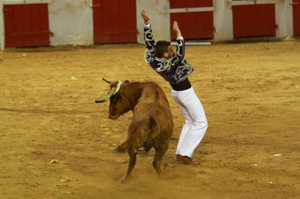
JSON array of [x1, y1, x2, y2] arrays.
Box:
[[0, 39, 299, 199]]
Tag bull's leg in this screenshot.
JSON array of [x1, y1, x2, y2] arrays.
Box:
[[120, 142, 137, 183], [153, 143, 169, 175]]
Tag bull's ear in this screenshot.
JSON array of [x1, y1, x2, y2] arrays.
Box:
[[124, 80, 130, 83]]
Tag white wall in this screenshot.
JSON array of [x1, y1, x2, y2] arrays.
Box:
[[0, 0, 94, 48], [136, 0, 295, 43], [0, 0, 296, 50], [136, 0, 170, 44], [213, 0, 294, 41], [213, 0, 234, 42], [275, 0, 294, 38], [0, 0, 4, 50], [48, 0, 93, 46]]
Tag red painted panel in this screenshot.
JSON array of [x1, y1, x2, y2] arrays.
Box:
[[171, 12, 213, 40], [170, 0, 212, 8], [293, 0, 300, 35], [31, 4, 50, 46], [3, 6, 13, 47], [31, 5, 41, 46], [170, 0, 214, 40], [4, 4, 50, 47], [93, 0, 137, 44], [232, 4, 276, 38], [22, 6, 32, 47]]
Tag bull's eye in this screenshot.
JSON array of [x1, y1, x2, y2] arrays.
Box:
[[110, 96, 119, 104], [111, 98, 117, 104], [117, 92, 122, 99]]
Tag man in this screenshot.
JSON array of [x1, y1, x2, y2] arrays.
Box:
[[141, 10, 208, 165]]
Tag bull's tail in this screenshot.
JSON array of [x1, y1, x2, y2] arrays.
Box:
[[148, 114, 161, 140], [143, 105, 171, 151], [150, 107, 173, 143], [142, 117, 157, 151]]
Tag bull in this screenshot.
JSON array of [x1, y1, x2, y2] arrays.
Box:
[[95, 79, 173, 182]]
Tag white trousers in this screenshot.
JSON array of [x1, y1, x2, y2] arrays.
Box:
[[171, 87, 208, 158]]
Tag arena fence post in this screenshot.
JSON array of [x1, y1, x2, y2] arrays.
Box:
[[0, 0, 4, 50]]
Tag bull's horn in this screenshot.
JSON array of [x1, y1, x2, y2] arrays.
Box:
[[95, 80, 122, 103], [102, 78, 111, 83], [95, 87, 116, 103], [113, 80, 122, 95]]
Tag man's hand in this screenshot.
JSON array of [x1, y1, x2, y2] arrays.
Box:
[[173, 21, 182, 37], [141, 10, 150, 25]]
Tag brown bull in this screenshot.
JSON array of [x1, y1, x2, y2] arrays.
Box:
[[95, 79, 173, 182]]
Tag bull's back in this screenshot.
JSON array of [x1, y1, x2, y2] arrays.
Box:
[[138, 82, 171, 108], [132, 82, 173, 133]]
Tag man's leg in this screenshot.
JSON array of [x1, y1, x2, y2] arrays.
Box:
[[172, 87, 208, 157]]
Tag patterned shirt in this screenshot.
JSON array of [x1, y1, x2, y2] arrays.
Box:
[[144, 24, 194, 84]]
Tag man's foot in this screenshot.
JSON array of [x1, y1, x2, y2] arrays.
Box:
[[176, 155, 199, 165]]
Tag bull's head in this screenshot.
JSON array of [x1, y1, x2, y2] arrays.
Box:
[[95, 78, 131, 120]]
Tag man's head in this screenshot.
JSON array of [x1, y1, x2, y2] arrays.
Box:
[[155, 41, 174, 59]]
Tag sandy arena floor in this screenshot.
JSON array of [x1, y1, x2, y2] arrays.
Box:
[[0, 40, 299, 199]]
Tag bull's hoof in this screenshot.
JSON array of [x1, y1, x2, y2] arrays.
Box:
[[114, 145, 126, 153], [119, 175, 129, 183], [119, 178, 126, 184]]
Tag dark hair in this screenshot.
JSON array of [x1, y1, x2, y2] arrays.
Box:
[[155, 40, 171, 58]]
